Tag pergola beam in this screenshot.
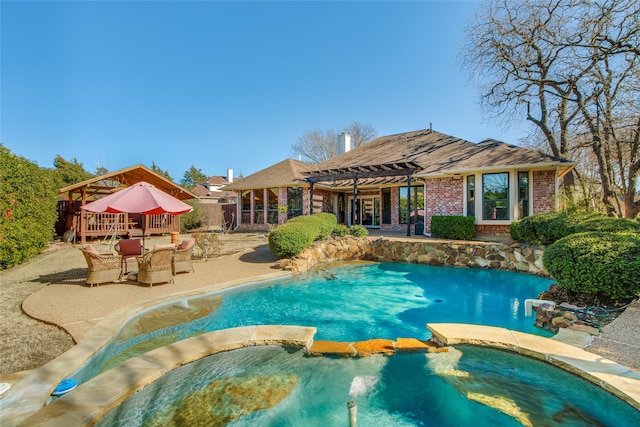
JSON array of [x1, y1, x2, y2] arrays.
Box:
[[305, 162, 420, 183]]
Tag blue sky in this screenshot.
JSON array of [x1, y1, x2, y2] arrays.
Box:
[[1, 1, 531, 181]]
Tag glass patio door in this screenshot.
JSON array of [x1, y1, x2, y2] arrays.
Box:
[[348, 197, 380, 227]]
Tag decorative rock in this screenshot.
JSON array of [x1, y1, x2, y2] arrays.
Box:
[[308, 340, 356, 357], [276, 237, 547, 279], [534, 304, 556, 331], [145, 374, 299, 427], [552, 316, 573, 329], [395, 338, 448, 353], [353, 339, 395, 357]]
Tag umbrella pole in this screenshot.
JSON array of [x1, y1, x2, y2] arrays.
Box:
[[142, 215, 146, 254]]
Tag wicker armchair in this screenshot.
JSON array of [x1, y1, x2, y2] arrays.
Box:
[[173, 238, 195, 274], [115, 239, 143, 275], [136, 246, 176, 287], [81, 245, 122, 287]]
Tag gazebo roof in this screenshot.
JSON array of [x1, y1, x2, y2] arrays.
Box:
[[59, 164, 196, 201]]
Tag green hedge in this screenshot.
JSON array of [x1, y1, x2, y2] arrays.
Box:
[[332, 224, 349, 237], [430, 215, 475, 240], [0, 146, 59, 269], [269, 213, 338, 258], [543, 232, 640, 299], [511, 212, 640, 244], [348, 224, 369, 237]]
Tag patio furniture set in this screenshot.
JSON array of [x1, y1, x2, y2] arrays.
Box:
[[80, 238, 195, 287]]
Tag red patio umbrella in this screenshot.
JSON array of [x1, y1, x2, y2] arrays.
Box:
[[80, 181, 193, 251]]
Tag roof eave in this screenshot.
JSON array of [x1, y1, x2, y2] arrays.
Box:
[[416, 161, 576, 178]]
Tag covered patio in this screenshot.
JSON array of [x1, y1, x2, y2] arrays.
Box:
[[58, 164, 196, 243]]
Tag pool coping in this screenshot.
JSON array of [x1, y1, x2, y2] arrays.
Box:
[[427, 323, 640, 411], [9, 323, 640, 426]]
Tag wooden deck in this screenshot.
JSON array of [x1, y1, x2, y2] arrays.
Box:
[[70, 210, 179, 242]]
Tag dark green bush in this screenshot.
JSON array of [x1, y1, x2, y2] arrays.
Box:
[[510, 212, 571, 244], [543, 232, 640, 299], [512, 212, 640, 244], [269, 213, 337, 258], [268, 222, 317, 258], [349, 224, 369, 237], [0, 146, 59, 269], [332, 224, 349, 237], [430, 215, 475, 240], [288, 212, 337, 240], [180, 200, 203, 233], [571, 216, 640, 236]]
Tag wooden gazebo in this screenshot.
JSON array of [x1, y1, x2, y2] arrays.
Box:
[[58, 164, 196, 243]]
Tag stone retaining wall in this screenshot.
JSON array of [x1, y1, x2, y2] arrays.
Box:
[[275, 236, 548, 276]]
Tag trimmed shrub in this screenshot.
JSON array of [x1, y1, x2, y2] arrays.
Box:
[[571, 215, 640, 236], [268, 213, 338, 258], [288, 212, 337, 240], [512, 212, 640, 244], [332, 224, 349, 237], [349, 224, 369, 237], [430, 215, 475, 240], [543, 232, 640, 299], [510, 212, 571, 244], [268, 222, 317, 258], [0, 146, 59, 269]]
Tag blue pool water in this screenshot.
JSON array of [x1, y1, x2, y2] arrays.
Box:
[[76, 262, 555, 382], [97, 345, 640, 426], [82, 262, 640, 426]]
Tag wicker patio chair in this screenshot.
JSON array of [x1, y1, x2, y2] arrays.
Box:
[[115, 239, 143, 275], [81, 245, 122, 287], [136, 246, 176, 287], [173, 238, 195, 274]]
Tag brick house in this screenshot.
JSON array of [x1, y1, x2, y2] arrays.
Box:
[[223, 129, 574, 236]]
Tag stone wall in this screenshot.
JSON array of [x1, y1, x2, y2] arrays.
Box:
[[275, 236, 548, 276]]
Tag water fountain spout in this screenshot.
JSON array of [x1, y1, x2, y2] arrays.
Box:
[[347, 400, 357, 427]]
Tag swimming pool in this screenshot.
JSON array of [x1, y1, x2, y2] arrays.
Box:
[[96, 345, 640, 426], [75, 262, 554, 384]]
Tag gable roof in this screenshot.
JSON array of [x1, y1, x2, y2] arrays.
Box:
[[222, 158, 313, 190], [313, 129, 575, 179], [205, 175, 231, 185], [59, 164, 196, 201]]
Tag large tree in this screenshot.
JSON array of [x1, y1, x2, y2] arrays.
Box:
[[462, 0, 639, 218], [180, 165, 207, 189], [150, 161, 173, 181], [292, 121, 377, 164], [53, 155, 92, 187]]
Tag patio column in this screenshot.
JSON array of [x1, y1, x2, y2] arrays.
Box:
[[406, 174, 412, 236], [309, 182, 314, 214], [352, 174, 358, 226]]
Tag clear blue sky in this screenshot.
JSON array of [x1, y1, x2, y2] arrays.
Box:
[[1, 0, 531, 181]]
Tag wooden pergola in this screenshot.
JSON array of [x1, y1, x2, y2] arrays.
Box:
[[58, 164, 196, 243], [305, 161, 421, 236]]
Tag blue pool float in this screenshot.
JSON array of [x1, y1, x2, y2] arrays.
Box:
[[52, 379, 77, 396]]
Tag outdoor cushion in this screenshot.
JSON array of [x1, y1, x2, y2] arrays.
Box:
[[178, 239, 195, 251], [83, 245, 99, 256], [117, 239, 142, 256], [153, 243, 175, 251]]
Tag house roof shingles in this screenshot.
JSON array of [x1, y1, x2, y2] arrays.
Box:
[[315, 129, 574, 178], [222, 129, 575, 191], [222, 158, 314, 190]]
